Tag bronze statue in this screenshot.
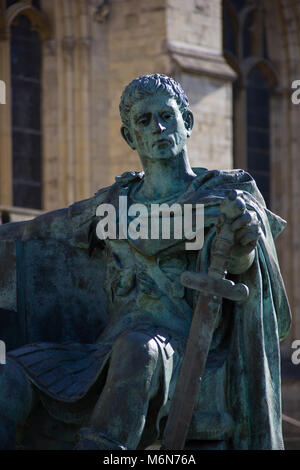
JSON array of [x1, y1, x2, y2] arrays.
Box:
[[0, 74, 291, 450]]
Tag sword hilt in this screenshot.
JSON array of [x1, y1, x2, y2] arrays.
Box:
[[208, 190, 246, 280], [181, 271, 249, 302]]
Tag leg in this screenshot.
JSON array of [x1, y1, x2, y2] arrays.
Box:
[[76, 331, 163, 450], [0, 358, 39, 449]]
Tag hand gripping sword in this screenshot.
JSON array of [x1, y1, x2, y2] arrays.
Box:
[[161, 189, 249, 450]]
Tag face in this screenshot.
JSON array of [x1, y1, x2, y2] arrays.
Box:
[[123, 93, 193, 160]]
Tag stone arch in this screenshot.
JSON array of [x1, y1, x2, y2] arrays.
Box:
[[0, 1, 52, 208], [241, 57, 279, 87], [4, 1, 51, 39], [10, 13, 43, 209], [223, 0, 277, 207]]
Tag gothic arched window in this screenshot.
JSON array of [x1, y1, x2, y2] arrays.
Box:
[[223, 0, 278, 208], [10, 13, 42, 209]]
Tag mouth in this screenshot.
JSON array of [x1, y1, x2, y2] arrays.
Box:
[[153, 138, 172, 149]]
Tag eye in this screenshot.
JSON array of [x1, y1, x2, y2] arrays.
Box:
[[137, 114, 150, 126], [161, 112, 172, 120]]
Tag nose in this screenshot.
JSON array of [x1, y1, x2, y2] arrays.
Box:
[[152, 116, 165, 134]]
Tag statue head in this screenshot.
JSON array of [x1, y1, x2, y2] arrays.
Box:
[[119, 74, 189, 128], [119, 74, 194, 161]]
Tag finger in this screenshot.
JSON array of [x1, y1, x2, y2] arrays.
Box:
[[234, 223, 261, 243], [239, 228, 261, 246], [231, 196, 246, 216], [231, 210, 260, 232], [216, 214, 226, 229], [230, 211, 253, 232]]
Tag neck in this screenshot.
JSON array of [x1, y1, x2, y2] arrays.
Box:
[[138, 149, 196, 201]]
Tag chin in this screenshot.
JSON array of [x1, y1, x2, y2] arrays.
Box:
[[151, 148, 179, 160]]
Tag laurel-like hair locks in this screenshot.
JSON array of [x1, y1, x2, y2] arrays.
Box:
[[119, 73, 190, 128]]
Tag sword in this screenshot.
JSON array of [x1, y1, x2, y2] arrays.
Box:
[[161, 189, 249, 450]]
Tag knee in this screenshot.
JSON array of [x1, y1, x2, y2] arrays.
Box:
[[111, 332, 160, 378]]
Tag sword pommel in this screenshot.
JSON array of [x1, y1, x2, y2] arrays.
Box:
[[219, 189, 246, 221]]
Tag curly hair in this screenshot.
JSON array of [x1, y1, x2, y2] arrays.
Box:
[[119, 73, 190, 127]]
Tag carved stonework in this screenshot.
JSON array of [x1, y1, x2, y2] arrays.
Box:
[[78, 36, 92, 52], [44, 38, 56, 57], [62, 36, 75, 57], [5, 3, 51, 40], [92, 0, 110, 24], [168, 40, 237, 82]]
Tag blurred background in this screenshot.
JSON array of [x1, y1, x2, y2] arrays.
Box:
[[0, 0, 299, 448]]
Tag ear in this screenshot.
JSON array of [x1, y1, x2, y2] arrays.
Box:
[[121, 126, 136, 150], [183, 110, 194, 138]]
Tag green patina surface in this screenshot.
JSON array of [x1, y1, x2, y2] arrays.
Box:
[[0, 74, 291, 450]]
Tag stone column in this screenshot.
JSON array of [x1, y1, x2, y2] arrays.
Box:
[[89, 5, 109, 195], [42, 0, 109, 206], [42, 35, 60, 211]]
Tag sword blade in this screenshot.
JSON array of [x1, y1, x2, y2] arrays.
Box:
[[161, 291, 221, 450], [161, 190, 248, 450]]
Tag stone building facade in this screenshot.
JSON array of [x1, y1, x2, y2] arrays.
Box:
[[0, 0, 300, 447]]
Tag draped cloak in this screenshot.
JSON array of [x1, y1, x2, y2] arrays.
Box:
[[8, 168, 291, 450]]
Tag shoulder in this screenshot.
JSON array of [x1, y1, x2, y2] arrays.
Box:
[[192, 167, 259, 197], [192, 167, 253, 185], [191, 167, 268, 210], [70, 186, 111, 219], [114, 170, 144, 187], [70, 171, 143, 249], [70, 170, 144, 218]]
